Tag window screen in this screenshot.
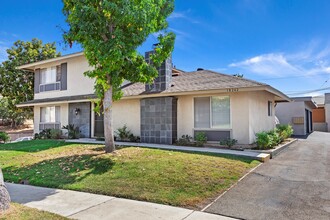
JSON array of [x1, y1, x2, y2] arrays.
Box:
[[40, 67, 57, 84], [194, 97, 210, 128], [211, 96, 230, 128], [194, 96, 231, 129], [40, 106, 60, 123]]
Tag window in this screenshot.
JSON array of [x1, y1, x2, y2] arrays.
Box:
[[268, 101, 273, 116], [39, 66, 61, 92], [40, 66, 61, 84], [41, 67, 56, 84], [194, 96, 230, 129], [56, 66, 62, 82], [40, 106, 60, 123]]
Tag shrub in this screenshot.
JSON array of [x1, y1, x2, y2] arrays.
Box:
[[256, 125, 294, 149], [176, 135, 193, 146], [276, 124, 293, 140], [195, 132, 207, 147], [129, 133, 140, 142], [115, 124, 132, 141], [37, 129, 52, 139], [50, 129, 62, 139], [256, 132, 272, 149], [62, 124, 80, 139], [0, 132, 10, 143], [267, 130, 281, 147], [220, 138, 238, 148], [115, 125, 139, 142]]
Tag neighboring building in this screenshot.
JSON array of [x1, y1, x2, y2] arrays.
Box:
[[17, 52, 289, 145], [312, 95, 327, 132], [325, 93, 330, 132], [276, 97, 317, 136]]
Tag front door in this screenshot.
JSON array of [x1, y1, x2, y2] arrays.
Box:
[[94, 112, 104, 137]]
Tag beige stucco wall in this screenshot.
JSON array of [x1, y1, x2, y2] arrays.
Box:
[[175, 91, 274, 144], [33, 103, 69, 134], [231, 92, 250, 144], [34, 56, 95, 100], [248, 91, 276, 143], [112, 99, 141, 136], [32, 90, 277, 144]]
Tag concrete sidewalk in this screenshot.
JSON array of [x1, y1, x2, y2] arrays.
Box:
[[6, 183, 234, 220], [66, 139, 270, 162]]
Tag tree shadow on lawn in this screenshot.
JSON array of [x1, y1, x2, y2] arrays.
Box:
[[3, 154, 114, 188], [0, 140, 75, 153]]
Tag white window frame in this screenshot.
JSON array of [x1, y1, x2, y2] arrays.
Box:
[[39, 66, 61, 92], [39, 106, 61, 131], [194, 95, 232, 130]]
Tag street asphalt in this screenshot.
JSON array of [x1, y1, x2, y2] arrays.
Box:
[[205, 131, 330, 220]]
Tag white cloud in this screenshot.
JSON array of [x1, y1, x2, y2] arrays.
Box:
[[228, 40, 330, 78], [169, 12, 186, 19], [300, 91, 324, 97], [229, 53, 301, 76], [168, 10, 200, 24]]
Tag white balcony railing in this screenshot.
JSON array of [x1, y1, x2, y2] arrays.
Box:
[[39, 123, 61, 131], [39, 82, 61, 92]]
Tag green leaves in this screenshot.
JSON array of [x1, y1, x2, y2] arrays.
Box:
[[0, 38, 60, 127], [62, 0, 176, 103]]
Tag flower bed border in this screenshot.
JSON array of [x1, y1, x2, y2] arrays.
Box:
[[246, 138, 297, 158]]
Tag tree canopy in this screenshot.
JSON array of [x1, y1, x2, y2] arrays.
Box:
[[63, 0, 175, 152], [0, 39, 60, 127]]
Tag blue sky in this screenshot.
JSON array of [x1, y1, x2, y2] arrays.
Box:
[[1, 0, 330, 97]]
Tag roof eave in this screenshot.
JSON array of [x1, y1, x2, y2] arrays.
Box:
[[17, 52, 84, 70], [264, 86, 291, 102]]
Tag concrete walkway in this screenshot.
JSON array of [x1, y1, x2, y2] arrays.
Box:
[[66, 139, 270, 162], [6, 183, 234, 220]]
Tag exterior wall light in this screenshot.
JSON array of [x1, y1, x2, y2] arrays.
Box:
[[75, 108, 80, 115]]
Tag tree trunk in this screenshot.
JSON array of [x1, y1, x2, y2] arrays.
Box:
[[11, 119, 16, 129], [103, 81, 115, 153]]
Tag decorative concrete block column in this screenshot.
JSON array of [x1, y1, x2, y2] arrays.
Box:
[[141, 97, 177, 144], [69, 102, 91, 138]]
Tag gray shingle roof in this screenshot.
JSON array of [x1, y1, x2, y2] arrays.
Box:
[[18, 70, 276, 106], [122, 70, 267, 96], [18, 94, 97, 105]]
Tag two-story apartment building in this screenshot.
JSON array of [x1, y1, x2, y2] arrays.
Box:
[[17, 51, 290, 145]]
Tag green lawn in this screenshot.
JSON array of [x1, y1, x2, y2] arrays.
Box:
[[1, 140, 259, 209], [0, 203, 67, 220]]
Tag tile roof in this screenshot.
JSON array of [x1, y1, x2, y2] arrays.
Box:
[[122, 70, 266, 96]]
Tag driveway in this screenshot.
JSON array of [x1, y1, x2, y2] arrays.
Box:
[[205, 131, 330, 220]]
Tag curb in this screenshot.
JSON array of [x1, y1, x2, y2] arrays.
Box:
[[269, 139, 297, 158], [246, 139, 297, 159], [201, 163, 263, 212]]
